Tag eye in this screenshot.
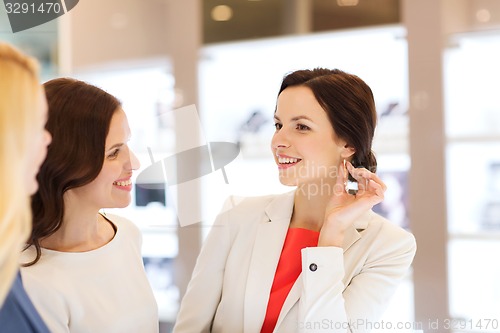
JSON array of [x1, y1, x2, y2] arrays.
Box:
[[296, 123, 310, 131], [274, 122, 282, 130], [107, 149, 120, 159]]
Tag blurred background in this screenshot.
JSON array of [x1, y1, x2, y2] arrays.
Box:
[[2, 0, 500, 332]]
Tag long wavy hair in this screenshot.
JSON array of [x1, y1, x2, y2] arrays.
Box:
[[0, 43, 41, 306], [24, 78, 121, 266], [278, 68, 378, 172]]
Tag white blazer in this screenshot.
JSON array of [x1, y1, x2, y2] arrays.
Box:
[[173, 190, 416, 333]]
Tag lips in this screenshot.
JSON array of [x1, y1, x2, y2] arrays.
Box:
[[275, 153, 302, 167], [277, 156, 301, 164], [113, 178, 132, 187]]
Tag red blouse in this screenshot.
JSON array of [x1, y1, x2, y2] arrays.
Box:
[[260, 228, 320, 333]]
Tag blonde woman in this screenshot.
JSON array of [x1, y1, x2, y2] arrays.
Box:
[[0, 43, 51, 332]]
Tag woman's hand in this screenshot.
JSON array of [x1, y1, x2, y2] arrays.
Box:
[[318, 160, 387, 247]]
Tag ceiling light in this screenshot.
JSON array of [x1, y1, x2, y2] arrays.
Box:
[[337, 0, 359, 6], [211, 5, 233, 22], [476, 9, 491, 23]]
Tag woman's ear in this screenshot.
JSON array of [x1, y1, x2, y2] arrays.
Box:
[[341, 144, 356, 159]]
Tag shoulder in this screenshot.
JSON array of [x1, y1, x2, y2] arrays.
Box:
[[20, 255, 70, 301], [102, 212, 141, 237], [221, 190, 294, 215], [213, 191, 293, 226], [0, 274, 50, 333], [364, 211, 416, 255], [367, 211, 415, 241], [102, 212, 144, 251]]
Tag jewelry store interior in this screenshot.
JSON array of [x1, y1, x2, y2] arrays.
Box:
[[2, 0, 500, 332]]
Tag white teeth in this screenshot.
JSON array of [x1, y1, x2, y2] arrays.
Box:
[[278, 157, 299, 164], [113, 179, 132, 186]]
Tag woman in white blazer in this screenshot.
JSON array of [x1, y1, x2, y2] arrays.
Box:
[[173, 68, 416, 333]]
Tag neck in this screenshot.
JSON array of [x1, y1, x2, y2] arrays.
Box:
[[41, 194, 114, 252], [290, 178, 336, 231]]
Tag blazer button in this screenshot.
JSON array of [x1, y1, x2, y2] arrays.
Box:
[[309, 263, 318, 272]]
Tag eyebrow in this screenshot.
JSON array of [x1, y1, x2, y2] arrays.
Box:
[[105, 133, 132, 152], [274, 115, 314, 122], [105, 143, 124, 152]]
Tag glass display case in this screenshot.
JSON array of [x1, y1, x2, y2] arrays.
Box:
[[0, 6, 58, 80], [444, 31, 500, 332]]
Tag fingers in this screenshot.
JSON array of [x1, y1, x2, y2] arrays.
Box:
[[365, 179, 385, 203], [323, 161, 386, 239], [334, 160, 348, 195], [344, 161, 386, 207], [345, 161, 387, 193]]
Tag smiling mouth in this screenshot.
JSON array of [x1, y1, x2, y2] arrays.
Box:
[[277, 156, 302, 165], [113, 179, 132, 187]]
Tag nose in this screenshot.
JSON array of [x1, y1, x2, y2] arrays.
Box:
[[271, 127, 290, 150], [128, 148, 141, 170]]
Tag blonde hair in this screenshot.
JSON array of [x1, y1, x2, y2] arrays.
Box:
[[0, 42, 41, 306]]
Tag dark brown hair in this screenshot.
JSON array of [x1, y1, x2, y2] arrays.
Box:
[[278, 68, 377, 172], [24, 78, 121, 266]]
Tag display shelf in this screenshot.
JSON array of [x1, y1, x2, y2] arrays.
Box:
[[448, 232, 500, 240], [446, 136, 500, 144]]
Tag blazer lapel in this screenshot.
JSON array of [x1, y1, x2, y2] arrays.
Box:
[[243, 191, 295, 333], [341, 209, 371, 252], [274, 210, 372, 330]]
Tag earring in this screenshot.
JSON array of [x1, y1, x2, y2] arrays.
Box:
[[344, 159, 358, 196]]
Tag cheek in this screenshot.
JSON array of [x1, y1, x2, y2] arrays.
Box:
[[98, 162, 121, 185], [94, 171, 113, 189], [301, 140, 324, 159], [270, 132, 278, 149], [306, 142, 340, 165]]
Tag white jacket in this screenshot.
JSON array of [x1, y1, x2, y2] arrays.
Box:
[[173, 190, 416, 333]]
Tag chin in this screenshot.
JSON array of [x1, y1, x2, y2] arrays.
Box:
[[278, 177, 299, 187], [107, 196, 131, 209], [115, 201, 131, 208]]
